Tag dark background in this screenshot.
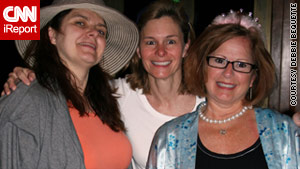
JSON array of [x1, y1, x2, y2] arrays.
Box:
[[0, 0, 253, 92]]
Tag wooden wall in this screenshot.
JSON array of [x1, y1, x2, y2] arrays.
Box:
[[266, 0, 299, 115]]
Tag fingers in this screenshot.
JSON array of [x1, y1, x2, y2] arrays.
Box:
[[2, 82, 11, 96], [3, 73, 20, 95], [1, 67, 35, 96], [1, 67, 34, 96], [292, 112, 300, 127], [2, 78, 16, 96], [13, 67, 32, 85], [28, 71, 36, 82], [1, 82, 10, 96]]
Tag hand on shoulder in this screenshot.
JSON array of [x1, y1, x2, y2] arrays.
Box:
[[1, 67, 35, 96]]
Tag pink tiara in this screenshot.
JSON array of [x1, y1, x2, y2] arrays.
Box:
[[212, 9, 261, 30]]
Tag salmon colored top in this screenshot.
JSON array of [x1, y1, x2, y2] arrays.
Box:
[[69, 106, 132, 169]]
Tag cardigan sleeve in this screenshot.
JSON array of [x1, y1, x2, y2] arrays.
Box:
[[0, 82, 45, 169], [0, 120, 40, 169]]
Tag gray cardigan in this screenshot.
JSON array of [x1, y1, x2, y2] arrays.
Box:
[[0, 80, 86, 169]]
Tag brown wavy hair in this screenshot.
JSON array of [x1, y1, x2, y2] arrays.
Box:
[[24, 9, 125, 132], [184, 24, 276, 106], [126, 0, 194, 94]]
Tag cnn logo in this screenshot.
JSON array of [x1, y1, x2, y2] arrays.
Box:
[[0, 0, 40, 40], [3, 6, 37, 22]]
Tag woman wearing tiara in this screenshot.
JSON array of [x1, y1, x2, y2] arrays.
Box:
[[146, 10, 300, 169]]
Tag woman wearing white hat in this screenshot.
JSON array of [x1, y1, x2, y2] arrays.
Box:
[[0, 0, 138, 168]]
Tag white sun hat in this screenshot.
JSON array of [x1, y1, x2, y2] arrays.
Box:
[[15, 0, 139, 75]]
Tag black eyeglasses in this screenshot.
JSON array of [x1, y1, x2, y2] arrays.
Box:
[[206, 56, 257, 73]]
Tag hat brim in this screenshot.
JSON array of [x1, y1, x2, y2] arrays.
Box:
[[15, 3, 139, 75]]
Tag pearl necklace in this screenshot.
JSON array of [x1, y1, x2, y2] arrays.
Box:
[[198, 102, 252, 124]]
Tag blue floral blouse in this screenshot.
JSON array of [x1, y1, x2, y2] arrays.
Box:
[[146, 102, 300, 169]]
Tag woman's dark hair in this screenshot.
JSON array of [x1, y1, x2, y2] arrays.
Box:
[[126, 0, 194, 94], [24, 9, 125, 132]]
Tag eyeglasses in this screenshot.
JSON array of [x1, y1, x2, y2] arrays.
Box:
[[206, 56, 257, 73]]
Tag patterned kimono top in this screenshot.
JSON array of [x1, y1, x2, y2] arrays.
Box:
[[146, 102, 300, 169]]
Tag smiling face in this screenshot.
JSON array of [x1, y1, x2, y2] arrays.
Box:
[[48, 9, 107, 72], [205, 36, 256, 105], [137, 16, 189, 80]]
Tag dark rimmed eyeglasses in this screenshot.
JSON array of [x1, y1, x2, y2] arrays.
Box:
[[206, 56, 257, 73]]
